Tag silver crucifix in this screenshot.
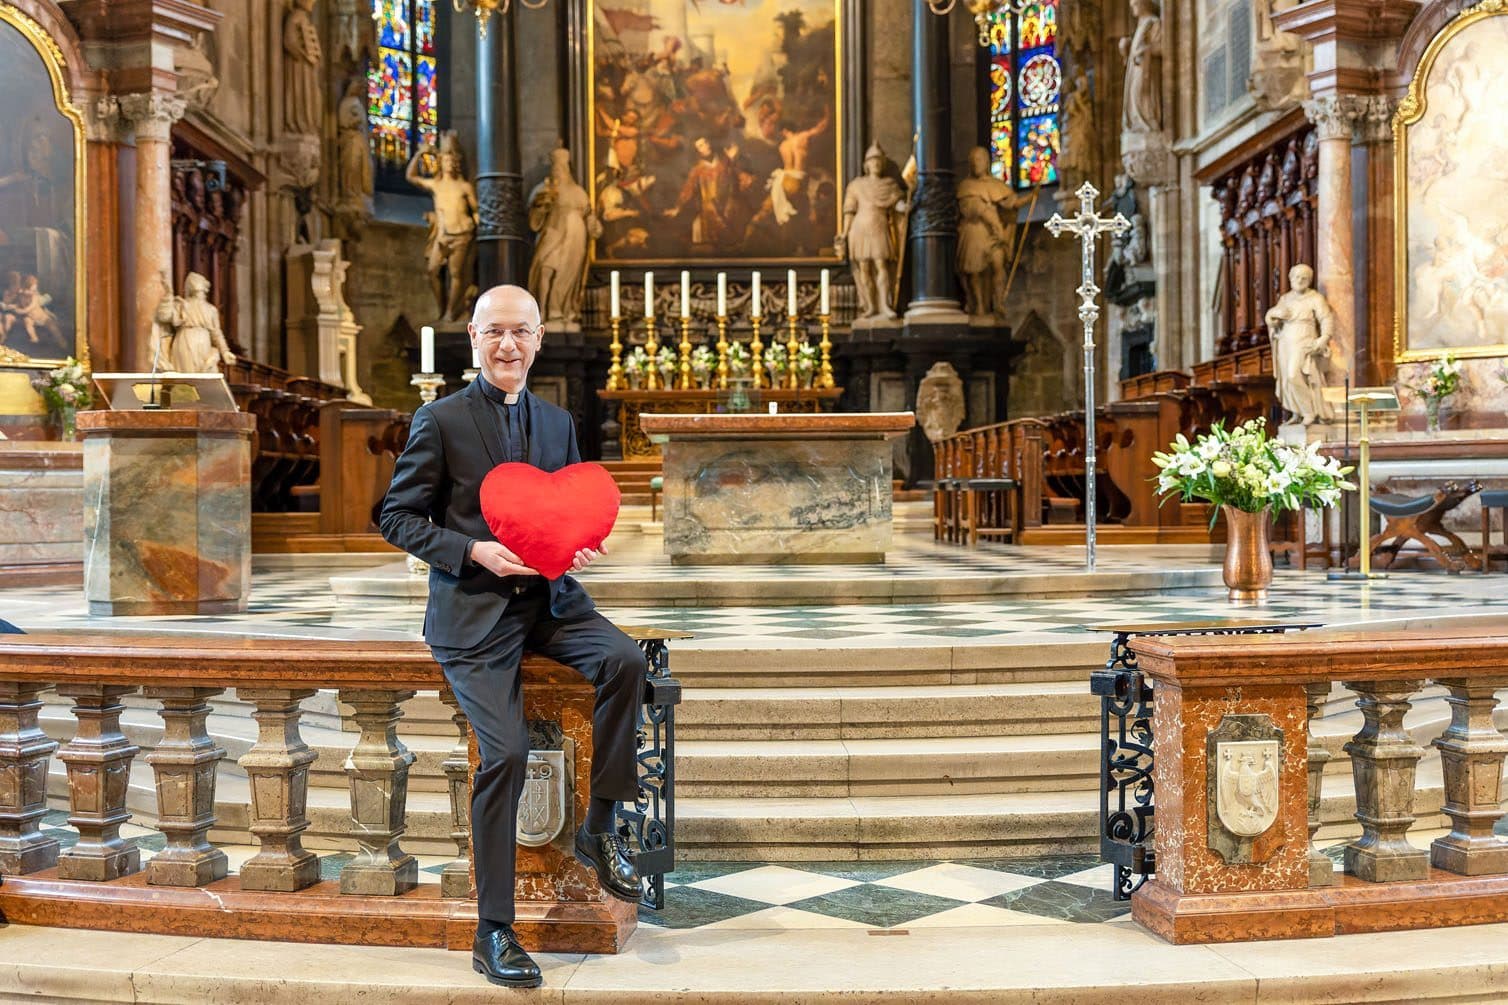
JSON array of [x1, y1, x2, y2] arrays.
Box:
[[1045, 181, 1130, 574]]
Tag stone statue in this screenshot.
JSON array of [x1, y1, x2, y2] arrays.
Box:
[[1265, 264, 1336, 425], [1058, 73, 1098, 191], [1101, 174, 1148, 299], [175, 32, 220, 112], [527, 147, 601, 325], [1120, 0, 1164, 134], [407, 132, 478, 321], [282, 0, 324, 136], [916, 362, 967, 443], [956, 146, 1029, 320], [151, 272, 235, 374], [838, 142, 908, 320], [336, 79, 373, 209]]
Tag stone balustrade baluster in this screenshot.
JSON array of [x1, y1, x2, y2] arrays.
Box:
[[1430, 677, 1508, 875], [56, 684, 141, 881], [0, 682, 59, 874], [1305, 681, 1335, 887], [336, 689, 418, 895], [143, 686, 229, 886], [237, 688, 320, 891], [1342, 679, 1429, 882], [438, 686, 475, 898]]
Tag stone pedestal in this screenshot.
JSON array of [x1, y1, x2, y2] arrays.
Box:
[[641, 413, 915, 565], [80, 410, 255, 615], [0, 442, 83, 580]]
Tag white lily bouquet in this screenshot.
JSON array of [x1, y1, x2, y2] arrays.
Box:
[[622, 346, 649, 388], [1152, 417, 1355, 525], [691, 345, 716, 388]]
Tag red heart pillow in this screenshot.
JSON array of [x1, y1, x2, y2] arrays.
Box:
[[479, 462, 621, 580]]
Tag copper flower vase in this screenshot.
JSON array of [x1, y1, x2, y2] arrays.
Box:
[[1222, 504, 1273, 603]]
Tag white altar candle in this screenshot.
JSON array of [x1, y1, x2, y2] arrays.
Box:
[[610, 270, 621, 319], [768, 401, 778, 415], [680, 270, 690, 318], [820, 269, 830, 316], [751, 271, 762, 317], [644, 271, 654, 318], [471, 343, 481, 370], [420, 325, 435, 374], [787, 269, 797, 315], [717, 273, 727, 316]]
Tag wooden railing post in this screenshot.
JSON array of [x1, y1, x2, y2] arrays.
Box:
[[1342, 680, 1429, 883], [143, 686, 229, 886], [336, 689, 418, 895], [237, 688, 320, 892], [1304, 682, 1335, 887], [0, 681, 59, 874], [56, 684, 141, 881], [1431, 677, 1508, 876], [438, 686, 474, 899]]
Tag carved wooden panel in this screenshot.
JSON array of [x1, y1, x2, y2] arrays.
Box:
[[170, 138, 249, 356]]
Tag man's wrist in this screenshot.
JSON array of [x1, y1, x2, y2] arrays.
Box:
[[464, 539, 477, 566]]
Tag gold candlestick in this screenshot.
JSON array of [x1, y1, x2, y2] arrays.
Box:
[[715, 314, 730, 390], [786, 313, 801, 389], [678, 315, 694, 390], [818, 313, 834, 389], [410, 372, 445, 404], [644, 314, 660, 390], [606, 316, 624, 391], [749, 316, 764, 390]]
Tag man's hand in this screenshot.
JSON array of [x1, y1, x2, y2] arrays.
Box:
[[470, 540, 540, 578], [569, 542, 608, 574]]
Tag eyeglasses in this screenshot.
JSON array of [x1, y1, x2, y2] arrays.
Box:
[[477, 325, 540, 345]]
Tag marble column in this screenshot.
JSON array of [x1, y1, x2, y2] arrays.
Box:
[[56, 684, 142, 882], [1357, 96, 1399, 389], [237, 688, 320, 892], [118, 93, 188, 372], [1302, 95, 1366, 387], [336, 689, 419, 896], [0, 682, 59, 875], [1430, 678, 1508, 876], [1303, 682, 1335, 887], [143, 686, 229, 887], [476, 4, 528, 286], [904, 0, 963, 320], [1342, 679, 1429, 883]]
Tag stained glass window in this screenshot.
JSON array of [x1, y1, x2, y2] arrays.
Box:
[[369, 0, 443, 184], [985, 3, 1061, 189]]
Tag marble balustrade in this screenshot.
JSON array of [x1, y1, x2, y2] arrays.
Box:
[[1128, 627, 1508, 945]]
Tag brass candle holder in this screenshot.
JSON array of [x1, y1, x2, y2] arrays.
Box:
[[749, 315, 765, 390], [462, 368, 479, 384], [715, 314, 730, 390], [818, 313, 834, 389], [786, 313, 802, 390], [410, 372, 445, 404], [644, 314, 660, 390], [606, 315, 624, 391], [678, 314, 694, 390]]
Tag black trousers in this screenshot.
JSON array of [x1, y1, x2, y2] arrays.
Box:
[[431, 584, 646, 924]]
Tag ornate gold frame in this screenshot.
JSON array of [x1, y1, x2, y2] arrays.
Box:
[[584, 0, 845, 267], [1393, 0, 1508, 364], [0, 2, 89, 371]]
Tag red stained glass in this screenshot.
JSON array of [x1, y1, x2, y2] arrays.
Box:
[[986, 5, 1059, 189], [417, 0, 437, 54], [1019, 114, 1060, 187], [1019, 1, 1057, 49]]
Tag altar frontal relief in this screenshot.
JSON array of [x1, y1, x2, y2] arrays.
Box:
[[0, 8, 82, 367], [589, 0, 841, 264], [1398, 6, 1508, 362]]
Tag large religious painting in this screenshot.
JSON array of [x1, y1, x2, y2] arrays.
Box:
[[1395, 2, 1508, 362], [587, 0, 843, 265]]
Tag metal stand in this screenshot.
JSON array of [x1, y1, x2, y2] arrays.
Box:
[[1328, 387, 1398, 582]]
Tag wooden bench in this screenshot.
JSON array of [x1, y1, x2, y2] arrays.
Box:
[[0, 629, 684, 954]]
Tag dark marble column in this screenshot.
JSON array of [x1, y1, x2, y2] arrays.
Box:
[[905, 0, 963, 320], [475, 7, 529, 286]]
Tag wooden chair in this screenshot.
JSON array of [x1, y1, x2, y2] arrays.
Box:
[[1364, 481, 1482, 573], [1481, 489, 1508, 574], [960, 477, 1019, 546]]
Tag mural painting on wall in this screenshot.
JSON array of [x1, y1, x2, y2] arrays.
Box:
[[1396, 5, 1508, 362], [588, 0, 842, 264], [0, 8, 84, 368]]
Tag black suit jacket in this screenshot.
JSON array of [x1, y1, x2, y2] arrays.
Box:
[[379, 380, 594, 649]]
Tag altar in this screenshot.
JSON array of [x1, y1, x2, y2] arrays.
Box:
[[640, 412, 915, 565]]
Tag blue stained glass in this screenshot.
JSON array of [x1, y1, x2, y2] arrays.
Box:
[[375, 0, 411, 50], [1019, 114, 1060, 187], [417, 0, 436, 53], [986, 6, 1059, 189], [367, 0, 441, 174]]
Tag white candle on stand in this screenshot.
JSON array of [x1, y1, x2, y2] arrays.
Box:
[[644, 271, 654, 318], [787, 269, 797, 315], [768, 401, 778, 415], [751, 271, 762, 318], [680, 270, 690, 318], [610, 270, 621, 319], [420, 325, 435, 374], [471, 343, 481, 370], [717, 273, 727, 316], [820, 269, 830, 315]]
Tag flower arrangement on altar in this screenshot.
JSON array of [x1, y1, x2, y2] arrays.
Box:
[[655, 348, 677, 386], [763, 343, 788, 383], [690, 345, 715, 387], [795, 343, 818, 385], [727, 341, 750, 378], [31, 356, 91, 441], [622, 346, 649, 388], [1409, 353, 1461, 432]]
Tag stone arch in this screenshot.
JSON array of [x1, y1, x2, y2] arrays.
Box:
[[1007, 310, 1073, 419]]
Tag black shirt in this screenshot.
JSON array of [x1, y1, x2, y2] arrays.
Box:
[[465, 376, 533, 574]]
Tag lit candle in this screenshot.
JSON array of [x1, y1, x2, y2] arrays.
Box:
[[471, 342, 481, 370], [751, 271, 762, 318], [787, 269, 797, 315], [820, 268, 830, 316], [420, 325, 435, 374], [644, 271, 654, 318], [717, 272, 727, 316], [680, 270, 690, 318], [610, 270, 621, 319]]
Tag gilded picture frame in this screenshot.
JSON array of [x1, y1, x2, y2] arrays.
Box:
[[0, 2, 88, 371], [585, 0, 845, 267], [1393, 0, 1508, 364]]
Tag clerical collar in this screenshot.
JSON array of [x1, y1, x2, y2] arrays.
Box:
[[477, 375, 524, 407]]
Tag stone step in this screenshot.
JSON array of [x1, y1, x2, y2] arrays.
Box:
[[674, 732, 1102, 797], [676, 682, 1101, 740]]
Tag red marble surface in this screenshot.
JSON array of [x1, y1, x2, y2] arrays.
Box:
[[78, 410, 256, 436]]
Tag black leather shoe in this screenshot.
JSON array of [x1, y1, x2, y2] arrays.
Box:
[[472, 926, 543, 989], [573, 825, 641, 902]]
